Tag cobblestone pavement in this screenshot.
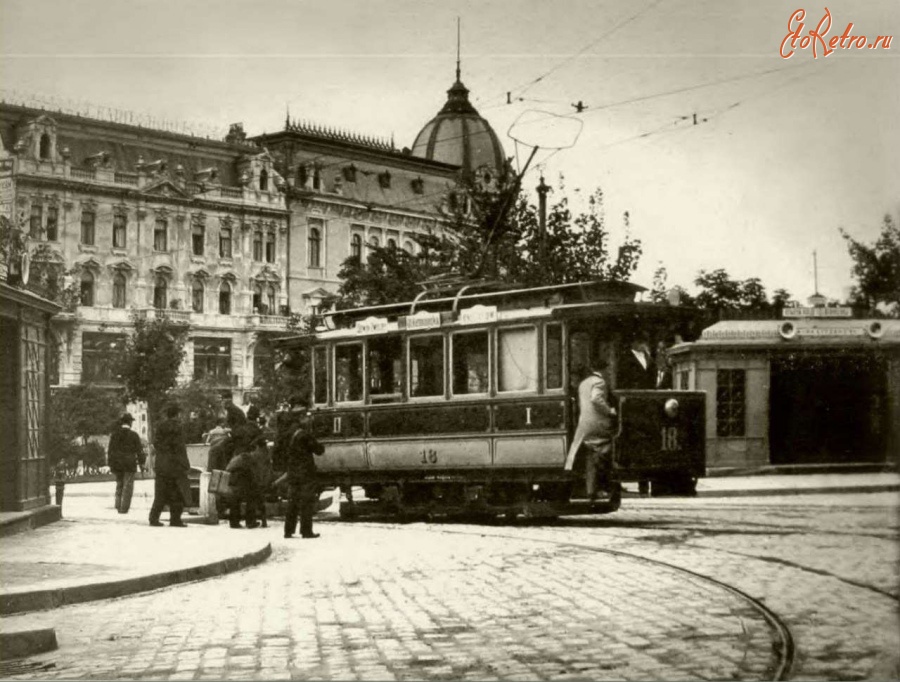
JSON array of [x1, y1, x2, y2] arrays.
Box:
[[2, 492, 897, 681]]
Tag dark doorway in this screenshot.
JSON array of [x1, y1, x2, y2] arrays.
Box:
[[769, 353, 888, 464], [1, 317, 20, 510]]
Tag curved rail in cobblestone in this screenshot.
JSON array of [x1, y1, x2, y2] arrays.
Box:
[[390, 525, 797, 681]]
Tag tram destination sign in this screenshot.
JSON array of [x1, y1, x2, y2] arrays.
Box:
[[783, 307, 852, 318], [356, 316, 389, 335], [402, 311, 441, 330]]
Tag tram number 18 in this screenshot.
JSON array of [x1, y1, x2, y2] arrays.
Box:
[[660, 427, 680, 452], [420, 448, 438, 464]]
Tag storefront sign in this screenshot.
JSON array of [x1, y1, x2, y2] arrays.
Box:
[[0, 174, 14, 221], [459, 305, 498, 325], [404, 311, 441, 330], [783, 307, 852, 318], [355, 316, 388, 335]]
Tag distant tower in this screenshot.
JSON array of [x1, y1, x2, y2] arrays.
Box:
[[410, 20, 505, 176]]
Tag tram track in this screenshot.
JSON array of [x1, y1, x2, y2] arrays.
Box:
[[346, 519, 797, 681]]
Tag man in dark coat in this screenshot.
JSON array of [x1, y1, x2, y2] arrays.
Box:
[[283, 407, 324, 539], [617, 332, 656, 391], [107, 412, 145, 514], [149, 403, 191, 527]]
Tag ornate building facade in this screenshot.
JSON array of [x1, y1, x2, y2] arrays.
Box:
[[0, 71, 506, 407]]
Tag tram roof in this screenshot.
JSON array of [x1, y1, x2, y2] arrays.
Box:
[[325, 280, 645, 326], [274, 280, 706, 347]]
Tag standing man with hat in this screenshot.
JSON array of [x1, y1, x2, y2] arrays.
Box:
[[149, 403, 190, 527], [281, 398, 324, 539], [107, 412, 146, 514]]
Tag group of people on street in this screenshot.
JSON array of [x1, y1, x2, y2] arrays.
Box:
[[106, 396, 325, 538]]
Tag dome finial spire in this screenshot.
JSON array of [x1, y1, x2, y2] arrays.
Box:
[[456, 17, 461, 82]]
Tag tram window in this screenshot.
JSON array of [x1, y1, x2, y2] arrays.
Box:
[[409, 335, 444, 398], [368, 336, 403, 401], [545, 324, 563, 390], [313, 346, 328, 405], [498, 327, 537, 393], [335, 343, 363, 402], [452, 331, 489, 396]]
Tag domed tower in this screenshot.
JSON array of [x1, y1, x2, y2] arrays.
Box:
[[411, 61, 506, 178]]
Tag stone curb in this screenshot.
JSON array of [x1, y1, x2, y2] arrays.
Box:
[[0, 627, 58, 661], [695, 484, 900, 498], [0, 543, 272, 616]]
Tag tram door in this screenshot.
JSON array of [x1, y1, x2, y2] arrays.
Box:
[[567, 326, 617, 430]]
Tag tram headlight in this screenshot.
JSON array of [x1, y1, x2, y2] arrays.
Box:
[[664, 398, 679, 418]]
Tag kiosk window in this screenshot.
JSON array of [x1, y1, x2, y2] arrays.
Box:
[[335, 343, 363, 402], [368, 337, 403, 401], [409, 335, 444, 398], [545, 324, 563, 390], [716, 369, 746, 437], [452, 332, 489, 395], [498, 327, 537, 393], [313, 347, 328, 404]]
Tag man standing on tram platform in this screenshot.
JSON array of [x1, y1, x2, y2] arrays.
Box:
[[282, 399, 325, 539], [566, 359, 617, 502]]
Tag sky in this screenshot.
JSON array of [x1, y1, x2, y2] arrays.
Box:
[[1, 0, 898, 301]]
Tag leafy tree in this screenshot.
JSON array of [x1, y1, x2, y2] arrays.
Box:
[[1, 215, 79, 308], [335, 172, 643, 307], [117, 311, 188, 434], [252, 314, 319, 414], [841, 214, 900, 316], [47, 385, 123, 469], [167, 379, 225, 444]]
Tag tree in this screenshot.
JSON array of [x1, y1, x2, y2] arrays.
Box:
[[167, 379, 225, 444], [252, 314, 319, 413], [1, 215, 79, 308], [335, 172, 643, 307], [841, 214, 900, 316], [117, 311, 188, 433], [47, 385, 123, 470]]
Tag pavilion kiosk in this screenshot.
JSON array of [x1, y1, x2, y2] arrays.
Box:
[[668, 308, 899, 471], [0, 282, 60, 517]]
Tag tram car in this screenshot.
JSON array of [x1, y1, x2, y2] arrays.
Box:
[[276, 280, 706, 518]]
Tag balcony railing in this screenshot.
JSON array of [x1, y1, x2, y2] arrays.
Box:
[[134, 307, 192, 324], [114, 171, 139, 186], [70, 167, 95, 181]]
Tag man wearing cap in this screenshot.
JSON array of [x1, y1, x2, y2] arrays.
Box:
[[107, 413, 146, 514], [282, 402, 324, 539]]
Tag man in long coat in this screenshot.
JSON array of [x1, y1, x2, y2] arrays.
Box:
[[149, 403, 190, 527], [282, 407, 324, 539], [564, 360, 617, 501]]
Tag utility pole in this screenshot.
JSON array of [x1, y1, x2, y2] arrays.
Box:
[[537, 175, 550, 266]]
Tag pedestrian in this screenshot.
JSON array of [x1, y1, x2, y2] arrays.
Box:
[[149, 403, 190, 528], [282, 402, 324, 539], [248, 437, 273, 528], [565, 359, 618, 503], [224, 405, 263, 529], [107, 412, 146, 514], [618, 331, 656, 496], [204, 417, 229, 448]]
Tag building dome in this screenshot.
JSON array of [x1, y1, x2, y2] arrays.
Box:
[[411, 74, 506, 177]]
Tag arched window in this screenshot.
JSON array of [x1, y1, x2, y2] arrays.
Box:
[[219, 282, 232, 315], [112, 272, 127, 309], [265, 232, 276, 263], [259, 168, 268, 191], [80, 271, 95, 307], [153, 277, 168, 310], [387, 238, 397, 251], [39, 134, 51, 160], [308, 227, 321, 267], [192, 223, 205, 257], [312, 166, 322, 191], [350, 234, 362, 262], [191, 279, 205, 313], [297, 164, 308, 187]]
